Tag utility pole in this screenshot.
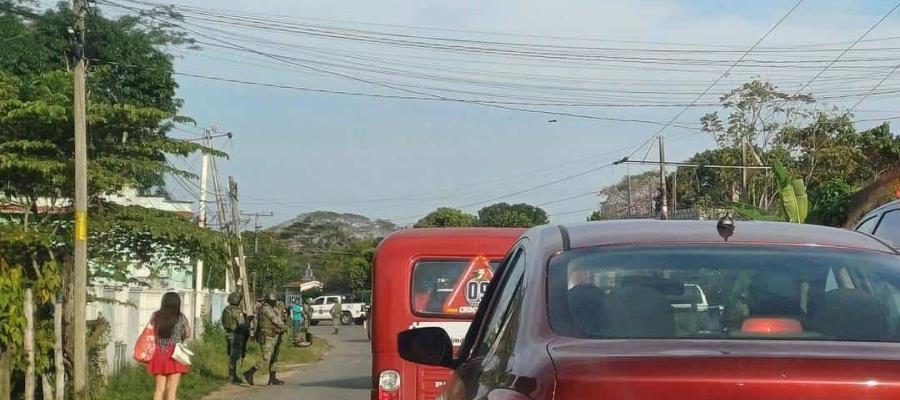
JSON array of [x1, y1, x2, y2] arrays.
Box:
[[741, 138, 749, 203], [658, 135, 669, 220], [672, 167, 678, 214], [229, 177, 253, 316], [626, 165, 633, 216], [71, 0, 88, 395], [241, 212, 274, 255], [211, 165, 235, 293], [193, 129, 211, 337], [241, 211, 274, 293]]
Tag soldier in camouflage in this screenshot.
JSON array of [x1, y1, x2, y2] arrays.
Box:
[[301, 298, 313, 345], [243, 293, 286, 386], [330, 299, 343, 335], [221, 292, 249, 385]]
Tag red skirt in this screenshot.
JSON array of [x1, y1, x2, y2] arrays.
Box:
[[147, 344, 190, 376]]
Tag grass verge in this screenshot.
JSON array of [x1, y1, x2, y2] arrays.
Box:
[[99, 324, 327, 400]]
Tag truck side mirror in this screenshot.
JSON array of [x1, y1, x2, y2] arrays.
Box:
[[398, 327, 454, 368]]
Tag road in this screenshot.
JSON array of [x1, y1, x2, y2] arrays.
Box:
[[215, 323, 372, 400]]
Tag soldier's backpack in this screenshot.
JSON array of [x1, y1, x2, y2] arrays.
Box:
[[221, 306, 239, 332]]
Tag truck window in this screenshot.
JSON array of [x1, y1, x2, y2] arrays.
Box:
[[324, 297, 335, 305], [312, 297, 325, 305], [411, 257, 500, 317]]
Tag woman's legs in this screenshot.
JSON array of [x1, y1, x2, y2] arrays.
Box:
[[153, 375, 167, 400], [165, 373, 181, 400]]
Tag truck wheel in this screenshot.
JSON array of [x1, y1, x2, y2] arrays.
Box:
[[310, 320, 319, 326], [340, 312, 353, 326], [354, 317, 366, 325]]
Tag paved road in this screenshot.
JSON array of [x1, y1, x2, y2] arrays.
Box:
[[225, 323, 372, 400]]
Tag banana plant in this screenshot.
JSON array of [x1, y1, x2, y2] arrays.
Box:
[[773, 160, 808, 223], [730, 161, 808, 223]]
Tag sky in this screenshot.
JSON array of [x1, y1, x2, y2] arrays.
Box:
[[93, 0, 900, 227]]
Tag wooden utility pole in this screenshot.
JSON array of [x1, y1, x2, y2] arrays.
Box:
[[72, 0, 88, 395], [54, 303, 64, 400], [741, 138, 749, 203], [672, 167, 678, 213], [208, 156, 236, 292], [241, 212, 274, 255], [229, 177, 253, 316], [658, 136, 669, 219], [24, 289, 34, 400], [626, 165, 633, 216]]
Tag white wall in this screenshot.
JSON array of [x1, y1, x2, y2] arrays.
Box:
[[86, 286, 228, 376]]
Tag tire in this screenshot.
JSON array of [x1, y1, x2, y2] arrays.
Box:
[[354, 317, 365, 325], [310, 320, 319, 326], [340, 312, 353, 326]]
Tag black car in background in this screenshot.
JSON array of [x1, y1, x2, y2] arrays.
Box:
[[856, 200, 900, 248]]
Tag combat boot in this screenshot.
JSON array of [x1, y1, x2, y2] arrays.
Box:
[[228, 365, 244, 385], [243, 367, 257, 386], [268, 372, 285, 385]]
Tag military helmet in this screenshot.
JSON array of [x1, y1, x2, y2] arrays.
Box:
[[227, 292, 241, 306], [265, 293, 278, 302]]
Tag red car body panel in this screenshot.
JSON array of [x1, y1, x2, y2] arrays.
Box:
[[371, 228, 524, 400], [550, 339, 900, 399]]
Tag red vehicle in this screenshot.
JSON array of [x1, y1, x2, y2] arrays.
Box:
[[371, 228, 524, 400], [399, 219, 900, 400]]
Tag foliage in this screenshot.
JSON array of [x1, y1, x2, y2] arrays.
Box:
[[772, 161, 808, 223], [730, 202, 782, 222], [476, 202, 548, 227], [414, 207, 477, 228], [595, 171, 659, 219], [809, 178, 853, 227], [99, 325, 326, 400], [587, 210, 601, 221]]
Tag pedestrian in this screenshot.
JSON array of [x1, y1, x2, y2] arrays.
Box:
[[220, 292, 249, 385], [244, 293, 286, 386], [148, 292, 192, 400], [289, 299, 304, 346], [301, 298, 313, 345], [330, 299, 343, 335]]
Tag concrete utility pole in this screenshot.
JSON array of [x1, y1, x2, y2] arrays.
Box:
[[672, 167, 678, 213], [229, 177, 253, 316], [71, 0, 88, 395], [193, 129, 211, 337], [658, 136, 669, 220], [626, 165, 633, 216]]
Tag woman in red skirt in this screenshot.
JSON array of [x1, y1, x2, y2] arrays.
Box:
[[148, 292, 192, 400]]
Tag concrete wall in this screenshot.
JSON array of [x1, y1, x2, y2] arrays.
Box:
[[86, 286, 228, 377]]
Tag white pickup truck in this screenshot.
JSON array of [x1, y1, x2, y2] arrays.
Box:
[[309, 294, 368, 325]]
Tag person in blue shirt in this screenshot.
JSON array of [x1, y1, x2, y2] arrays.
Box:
[[289, 299, 305, 346]]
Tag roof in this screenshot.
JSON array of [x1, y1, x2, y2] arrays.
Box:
[[557, 220, 896, 254], [865, 199, 900, 217], [383, 227, 525, 240]]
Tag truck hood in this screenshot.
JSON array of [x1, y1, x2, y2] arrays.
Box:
[[548, 339, 900, 400]]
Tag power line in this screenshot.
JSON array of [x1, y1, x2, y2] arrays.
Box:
[[793, 1, 900, 96], [627, 0, 806, 160]]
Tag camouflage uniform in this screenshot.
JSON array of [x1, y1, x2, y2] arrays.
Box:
[[221, 292, 248, 385], [331, 301, 343, 335], [244, 294, 286, 386], [301, 299, 313, 344]]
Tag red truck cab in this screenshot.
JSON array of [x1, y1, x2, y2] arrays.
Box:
[[370, 228, 524, 400]]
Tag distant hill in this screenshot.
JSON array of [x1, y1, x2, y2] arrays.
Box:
[[270, 211, 397, 252]]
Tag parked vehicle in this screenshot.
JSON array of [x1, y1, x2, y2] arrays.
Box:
[[400, 220, 900, 400], [856, 199, 900, 248], [309, 294, 368, 325], [370, 228, 524, 400]]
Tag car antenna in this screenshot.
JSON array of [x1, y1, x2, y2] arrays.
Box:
[[717, 213, 735, 242]]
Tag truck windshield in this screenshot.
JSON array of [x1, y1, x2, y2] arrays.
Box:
[[412, 257, 500, 317], [548, 245, 900, 342]]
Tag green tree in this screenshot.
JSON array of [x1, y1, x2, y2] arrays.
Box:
[[0, 3, 219, 393], [477, 203, 548, 227], [414, 207, 477, 228], [587, 210, 602, 221]]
